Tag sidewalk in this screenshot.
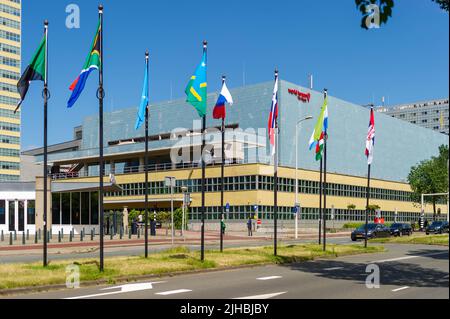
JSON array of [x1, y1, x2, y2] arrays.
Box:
[[0, 229, 350, 253]]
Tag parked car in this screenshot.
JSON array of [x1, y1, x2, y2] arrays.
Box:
[[426, 221, 449, 235], [390, 223, 413, 237], [351, 223, 391, 241]]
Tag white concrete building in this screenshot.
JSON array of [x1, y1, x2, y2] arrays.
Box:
[[0, 182, 36, 235]]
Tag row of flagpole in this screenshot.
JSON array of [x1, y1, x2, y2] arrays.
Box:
[[16, 4, 376, 270]]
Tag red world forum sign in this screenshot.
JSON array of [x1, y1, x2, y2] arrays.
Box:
[[288, 88, 311, 103]]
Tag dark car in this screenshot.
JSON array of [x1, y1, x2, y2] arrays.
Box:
[[351, 223, 391, 241], [426, 221, 449, 235], [390, 223, 413, 237]]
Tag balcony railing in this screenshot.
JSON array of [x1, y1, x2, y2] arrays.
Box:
[[50, 157, 264, 180]]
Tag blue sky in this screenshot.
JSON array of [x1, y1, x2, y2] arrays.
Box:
[[20, 0, 449, 150]]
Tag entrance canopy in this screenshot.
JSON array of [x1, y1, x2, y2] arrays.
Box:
[[51, 182, 122, 193]]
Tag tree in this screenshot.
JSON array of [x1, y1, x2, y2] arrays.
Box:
[[347, 204, 356, 210], [432, 0, 449, 11], [355, 0, 394, 29], [367, 204, 381, 212], [407, 145, 449, 218], [356, 0, 448, 30]]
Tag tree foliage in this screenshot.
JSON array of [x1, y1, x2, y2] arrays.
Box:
[[355, 0, 394, 29], [356, 0, 448, 30], [432, 0, 449, 11], [407, 145, 449, 215]]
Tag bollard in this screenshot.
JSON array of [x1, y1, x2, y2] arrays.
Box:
[[38, 229, 41, 241], [110, 230, 113, 240], [128, 227, 132, 239], [34, 231, 38, 244], [61, 228, 64, 238], [9, 232, 12, 245], [58, 231, 61, 243], [14, 230, 17, 241], [1, 230, 3, 242], [22, 231, 25, 245], [50, 229, 52, 240], [80, 230, 84, 242], [69, 230, 73, 242], [27, 229, 29, 241], [47, 231, 50, 243], [138, 227, 141, 239], [120, 227, 123, 240]]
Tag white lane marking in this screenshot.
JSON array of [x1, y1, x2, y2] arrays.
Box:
[[392, 286, 410, 292], [233, 292, 286, 299], [372, 251, 447, 264], [257, 276, 282, 281], [155, 289, 192, 296], [323, 267, 344, 271], [65, 281, 166, 299]]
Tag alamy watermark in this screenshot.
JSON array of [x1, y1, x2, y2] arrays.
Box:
[[365, 264, 380, 289], [66, 4, 81, 29], [66, 264, 80, 289]]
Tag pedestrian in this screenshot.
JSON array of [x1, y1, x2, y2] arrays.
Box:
[[221, 220, 226, 236], [247, 217, 253, 237]]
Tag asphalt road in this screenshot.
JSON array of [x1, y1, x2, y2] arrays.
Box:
[[0, 237, 353, 264], [6, 244, 448, 299]]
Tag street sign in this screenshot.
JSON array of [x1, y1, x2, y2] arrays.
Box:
[[164, 177, 176, 187]]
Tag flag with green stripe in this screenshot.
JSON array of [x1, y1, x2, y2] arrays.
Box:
[[16, 35, 46, 112]]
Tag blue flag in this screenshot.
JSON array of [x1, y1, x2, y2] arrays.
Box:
[[135, 60, 149, 130]]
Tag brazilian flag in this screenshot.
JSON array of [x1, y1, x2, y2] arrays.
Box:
[[185, 51, 207, 117], [16, 35, 46, 111]]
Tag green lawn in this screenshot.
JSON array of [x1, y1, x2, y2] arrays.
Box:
[[0, 244, 384, 290], [371, 234, 449, 246]]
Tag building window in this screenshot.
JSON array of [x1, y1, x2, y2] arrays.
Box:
[[52, 194, 60, 225], [81, 192, 90, 224], [91, 192, 99, 225], [0, 200, 5, 224], [61, 193, 70, 225], [71, 193, 80, 225]]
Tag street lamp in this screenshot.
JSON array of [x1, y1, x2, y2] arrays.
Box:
[[295, 115, 313, 239], [165, 177, 176, 246], [181, 186, 188, 238]]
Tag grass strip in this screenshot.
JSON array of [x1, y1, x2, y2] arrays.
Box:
[[0, 243, 384, 290], [371, 234, 448, 246]]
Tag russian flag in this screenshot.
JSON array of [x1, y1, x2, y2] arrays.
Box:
[[213, 81, 233, 120]]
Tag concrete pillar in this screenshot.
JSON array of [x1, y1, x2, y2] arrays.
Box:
[[35, 177, 52, 232], [123, 207, 129, 230]]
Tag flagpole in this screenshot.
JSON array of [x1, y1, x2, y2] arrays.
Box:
[[274, 69, 279, 257], [365, 164, 371, 248], [200, 40, 207, 262], [97, 4, 105, 272], [319, 158, 322, 245], [322, 89, 328, 252], [144, 50, 150, 258], [43, 20, 49, 268], [220, 75, 226, 253]]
